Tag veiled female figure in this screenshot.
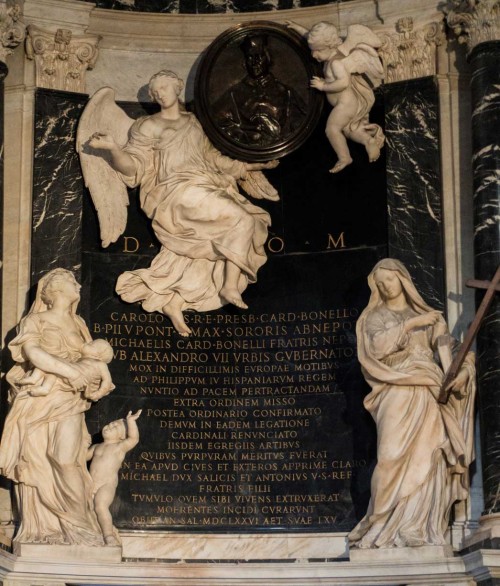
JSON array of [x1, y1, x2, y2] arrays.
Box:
[[349, 259, 475, 549], [0, 269, 109, 545]]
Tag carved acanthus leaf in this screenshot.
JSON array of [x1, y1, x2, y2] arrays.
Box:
[[445, 0, 500, 53], [0, 3, 25, 63], [26, 24, 101, 93], [378, 17, 445, 83]]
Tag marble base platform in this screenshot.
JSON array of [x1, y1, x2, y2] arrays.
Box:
[[12, 542, 122, 563], [0, 553, 476, 585], [0, 533, 485, 585], [349, 544, 454, 562]]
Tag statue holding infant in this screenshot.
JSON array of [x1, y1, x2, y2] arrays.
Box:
[[0, 269, 115, 546], [349, 259, 476, 549]]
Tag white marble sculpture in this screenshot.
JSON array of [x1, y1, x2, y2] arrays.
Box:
[[77, 70, 279, 337], [87, 409, 142, 546], [287, 21, 385, 173], [348, 258, 476, 549], [0, 269, 115, 546]]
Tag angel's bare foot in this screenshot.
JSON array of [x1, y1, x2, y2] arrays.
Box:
[[104, 534, 120, 546], [220, 287, 248, 310], [329, 158, 352, 173], [162, 303, 191, 337], [366, 138, 381, 163]]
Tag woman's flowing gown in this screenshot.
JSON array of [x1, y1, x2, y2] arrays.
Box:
[[0, 313, 103, 545]]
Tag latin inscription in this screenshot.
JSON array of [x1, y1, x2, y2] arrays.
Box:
[[92, 305, 366, 530]]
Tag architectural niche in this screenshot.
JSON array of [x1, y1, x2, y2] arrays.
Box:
[[26, 24, 101, 93], [445, 0, 500, 52], [0, 3, 25, 64], [378, 17, 445, 83]]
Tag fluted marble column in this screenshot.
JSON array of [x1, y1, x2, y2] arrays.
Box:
[[447, 0, 500, 538]]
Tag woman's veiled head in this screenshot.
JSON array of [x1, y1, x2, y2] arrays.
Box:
[[40, 269, 80, 307], [366, 258, 433, 315]]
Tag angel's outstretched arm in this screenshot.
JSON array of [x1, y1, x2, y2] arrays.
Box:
[[89, 133, 136, 177]]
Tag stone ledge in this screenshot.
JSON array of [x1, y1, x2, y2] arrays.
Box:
[[12, 542, 122, 563], [349, 544, 454, 562]]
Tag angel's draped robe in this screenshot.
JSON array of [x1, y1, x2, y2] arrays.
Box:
[[116, 112, 270, 313]]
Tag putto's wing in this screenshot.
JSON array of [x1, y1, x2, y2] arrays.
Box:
[[339, 25, 383, 87], [341, 24, 382, 54], [342, 46, 384, 87], [238, 171, 280, 202], [76, 88, 134, 247]]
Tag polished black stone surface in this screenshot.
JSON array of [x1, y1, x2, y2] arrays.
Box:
[[31, 89, 87, 285], [80, 93, 387, 531], [384, 76, 445, 311], [81, 0, 352, 13], [469, 41, 500, 517], [84, 246, 382, 532]]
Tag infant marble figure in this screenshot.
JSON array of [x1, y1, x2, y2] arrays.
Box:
[[19, 338, 114, 401], [87, 409, 142, 545]]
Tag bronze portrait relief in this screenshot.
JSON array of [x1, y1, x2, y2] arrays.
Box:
[[195, 21, 323, 162]]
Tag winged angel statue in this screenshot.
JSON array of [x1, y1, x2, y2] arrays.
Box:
[[77, 70, 279, 336], [287, 21, 385, 173]]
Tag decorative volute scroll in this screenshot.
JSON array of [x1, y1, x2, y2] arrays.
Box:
[[378, 17, 445, 83], [0, 3, 25, 63], [26, 24, 101, 92], [445, 0, 500, 53]]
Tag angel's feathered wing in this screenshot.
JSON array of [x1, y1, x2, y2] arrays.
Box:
[[238, 171, 280, 202], [76, 88, 134, 247], [340, 25, 384, 87]]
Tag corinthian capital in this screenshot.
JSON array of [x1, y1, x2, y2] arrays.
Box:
[[26, 24, 101, 93], [378, 17, 445, 83], [446, 0, 500, 53], [0, 3, 25, 63]]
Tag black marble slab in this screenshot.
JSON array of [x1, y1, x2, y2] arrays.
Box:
[[78, 90, 388, 532], [31, 89, 87, 286], [384, 76, 445, 312], [24, 81, 451, 534], [81, 0, 352, 12], [84, 246, 383, 532], [469, 41, 500, 518]]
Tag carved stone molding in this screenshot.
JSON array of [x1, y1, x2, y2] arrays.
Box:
[[26, 24, 101, 93], [445, 0, 500, 53], [378, 17, 445, 83], [0, 3, 25, 64]]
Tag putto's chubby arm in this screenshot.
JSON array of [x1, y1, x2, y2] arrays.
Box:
[[120, 410, 142, 452]]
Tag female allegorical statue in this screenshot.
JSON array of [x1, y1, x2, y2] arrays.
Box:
[[77, 70, 279, 337], [349, 258, 476, 549], [0, 269, 114, 545]]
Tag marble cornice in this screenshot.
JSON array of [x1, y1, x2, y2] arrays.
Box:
[[445, 0, 500, 54], [378, 17, 445, 83], [26, 23, 101, 92], [0, 3, 25, 64]]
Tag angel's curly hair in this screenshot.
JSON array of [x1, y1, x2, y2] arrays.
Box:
[[148, 70, 184, 100], [307, 22, 342, 49]]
